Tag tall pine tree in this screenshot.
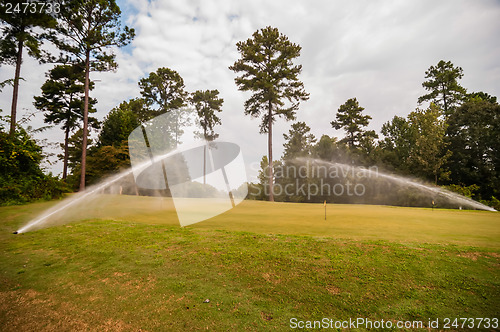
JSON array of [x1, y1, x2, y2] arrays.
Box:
[[0, 0, 56, 135], [139, 67, 189, 147], [34, 64, 97, 180], [229, 26, 309, 201], [53, 0, 134, 190], [418, 60, 467, 116], [331, 98, 377, 149], [190, 89, 223, 184]]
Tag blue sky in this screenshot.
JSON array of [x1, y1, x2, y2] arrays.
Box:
[[1, 0, 499, 180]]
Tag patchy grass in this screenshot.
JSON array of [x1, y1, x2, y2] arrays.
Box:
[[0, 199, 499, 331]]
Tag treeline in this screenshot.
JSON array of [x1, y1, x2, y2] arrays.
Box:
[[1, 2, 498, 210], [250, 61, 499, 209], [0, 1, 221, 202]]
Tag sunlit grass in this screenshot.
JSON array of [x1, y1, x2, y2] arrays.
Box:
[[1, 198, 498, 330]]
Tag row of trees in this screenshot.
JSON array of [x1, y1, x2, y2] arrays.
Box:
[[252, 61, 499, 208], [60, 67, 225, 189], [0, 1, 223, 200], [1, 14, 311, 204], [1, 2, 498, 210], [1, 0, 134, 194]]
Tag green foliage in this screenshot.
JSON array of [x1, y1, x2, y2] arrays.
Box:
[[446, 98, 500, 201], [331, 97, 377, 149], [0, 128, 67, 205], [79, 102, 144, 187], [0, 78, 15, 91], [380, 115, 414, 171], [139, 67, 188, 114], [282, 122, 316, 160], [407, 103, 451, 184], [418, 60, 467, 116], [257, 155, 270, 192], [34, 64, 98, 179], [34, 64, 97, 130], [86, 144, 130, 182], [467, 91, 497, 104], [115, 98, 150, 123], [445, 184, 479, 199], [63, 128, 92, 187], [0, 0, 57, 134], [0, 0, 55, 64], [480, 196, 500, 211], [380, 104, 451, 184], [70, 98, 149, 188], [190, 89, 223, 141], [229, 26, 309, 134], [139, 67, 191, 145], [53, 0, 135, 68], [312, 135, 346, 162], [256, 155, 281, 201], [98, 104, 140, 147], [66, 124, 133, 189]]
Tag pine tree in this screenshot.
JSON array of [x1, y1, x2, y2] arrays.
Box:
[[34, 64, 97, 180], [0, 0, 56, 135], [229, 26, 309, 201], [418, 60, 467, 116], [53, 0, 134, 190], [190, 89, 223, 184], [139, 67, 190, 147], [331, 98, 377, 149]]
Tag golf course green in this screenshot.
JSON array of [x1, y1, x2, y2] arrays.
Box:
[[1, 197, 499, 330]]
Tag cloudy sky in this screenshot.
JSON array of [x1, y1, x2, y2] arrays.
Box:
[[1, 0, 499, 180]]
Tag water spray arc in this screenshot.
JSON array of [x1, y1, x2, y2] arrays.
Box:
[[296, 158, 496, 212], [15, 154, 496, 234]]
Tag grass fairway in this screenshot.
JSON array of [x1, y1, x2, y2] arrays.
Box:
[[1, 197, 499, 330]]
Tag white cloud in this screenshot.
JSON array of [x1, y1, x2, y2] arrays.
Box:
[[1, 0, 499, 179]]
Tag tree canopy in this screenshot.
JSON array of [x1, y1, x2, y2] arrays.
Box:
[[190, 89, 223, 141], [282, 122, 316, 160], [331, 98, 377, 149], [418, 60, 467, 116], [34, 64, 97, 179], [139, 67, 190, 146], [446, 98, 500, 199]]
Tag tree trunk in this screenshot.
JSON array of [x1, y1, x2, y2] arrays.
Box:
[[203, 126, 207, 185], [268, 101, 274, 202], [9, 38, 24, 136], [79, 49, 90, 191], [63, 125, 70, 180], [175, 111, 179, 148], [443, 90, 448, 115]]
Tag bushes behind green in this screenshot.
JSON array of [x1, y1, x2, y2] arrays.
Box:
[[0, 128, 68, 206]]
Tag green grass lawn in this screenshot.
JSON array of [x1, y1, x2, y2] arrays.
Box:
[[1, 197, 499, 331]]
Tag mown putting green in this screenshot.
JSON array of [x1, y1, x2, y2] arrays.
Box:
[[25, 195, 498, 247], [1, 198, 499, 330]]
